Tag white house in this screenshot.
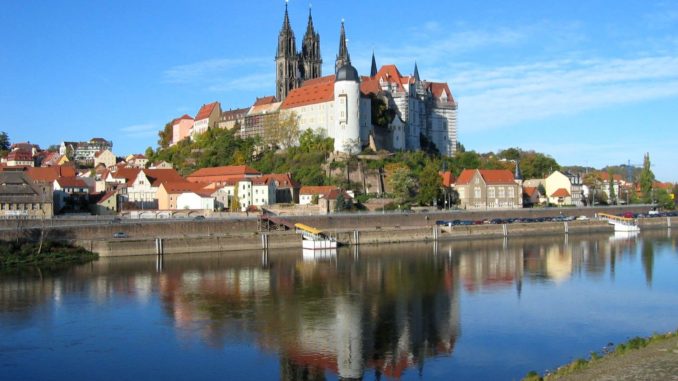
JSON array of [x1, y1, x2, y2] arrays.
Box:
[[177, 192, 215, 210], [545, 171, 584, 207]]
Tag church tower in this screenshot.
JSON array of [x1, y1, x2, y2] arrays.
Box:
[[300, 7, 322, 81], [276, 3, 299, 101], [335, 20, 351, 73]]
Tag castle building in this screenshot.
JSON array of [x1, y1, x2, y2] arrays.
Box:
[[271, 4, 458, 156]]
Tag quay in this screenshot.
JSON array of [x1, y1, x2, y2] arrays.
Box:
[[1, 206, 674, 257]]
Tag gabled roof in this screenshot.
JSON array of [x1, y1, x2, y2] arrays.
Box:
[[439, 171, 455, 187], [360, 76, 381, 95], [161, 181, 209, 194], [281, 75, 336, 109], [221, 107, 249, 120], [261, 173, 300, 188], [428, 82, 455, 103], [188, 165, 261, 178], [324, 188, 352, 200], [523, 187, 538, 197], [456, 169, 516, 185], [7, 150, 33, 161], [94, 191, 117, 204], [140, 169, 185, 187], [253, 96, 276, 106], [299, 185, 337, 195], [195, 102, 219, 120], [551, 188, 571, 197], [25, 166, 77, 182], [598, 172, 624, 182], [56, 177, 89, 188]]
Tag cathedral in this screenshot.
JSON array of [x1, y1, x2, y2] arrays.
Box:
[[269, 4, 458, 156]]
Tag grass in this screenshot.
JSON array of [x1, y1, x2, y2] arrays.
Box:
[[0, 239, 98, 271], [522, 329, 678, 380]]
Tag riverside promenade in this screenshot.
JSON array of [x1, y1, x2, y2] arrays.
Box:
[[541, 334, 678, 381]]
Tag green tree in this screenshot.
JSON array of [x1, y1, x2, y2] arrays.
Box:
[[335, 194, 346, 212], [608, 169, 617, 205], [583, 173, 603, 206], [157, 122, 173, 149], [417, 161, 442, 206], [639, 153, 655, 203], [521, 152, 559, 179], [144, 146, 154, 159], [0, 131, 10, 155], [265, 111, 300, 149], [655, 188, 674, 210], [498, 147, 521, 161], [230, 186, 241, 212], [387, 164, 415, 203]]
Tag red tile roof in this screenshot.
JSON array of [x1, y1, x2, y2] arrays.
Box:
[[7, 150, 33, 161], [300, 185, 338, 195], [551, 188, 571, 197], [439, 171, 455, 187], [253, 96, 277, 106], [111, 167, 141, 182], [56, 177, 89, 188], [260, 173, 300, 188], [281, 75, 336, 109], [324, 188, 352, 200], [25, 166, 77, 182], [429, 82, 455, 103], [360, 76, 381, 95], [523, 187, 538, 197], [598, 172, 624, 182], [456, 169, 516, 185], [188, 165, 261, 179], [161, 181, 209, 194], [141, 169, 185, 187], [195, 101, 219, 120]]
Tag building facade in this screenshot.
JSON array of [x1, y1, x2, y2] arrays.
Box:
[[455, 169, 522, 209]]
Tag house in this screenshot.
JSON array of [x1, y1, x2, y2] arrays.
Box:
[[158, 182, 210, 210], [260, 173, 300, 203], [545, 171, 583, 207], [299, 186, 339, 205], [319, 188, 353, 212], [241, 96, 281, 139], [171, 114, 194, 146], [217, 107, 249, 130], [53, 177, 90, 213], [455, 169, 522, 209], [522, 186, 541, 207], [549, 188, 571, 206], [0, 172, 53, 218], [65, 138, 113, 164], [149, 161, 173, 169], [186, 165, 261, 185], [10, 142, 39, 156], [125, 154, 148, 169], [191, 101, 222, 139], [90, 191, 117, 215], [177, 190, 215, 210], [41, 151, 69, 167], [94, 149, 116, 168], [125, 169, 185, 208], [6, 150, 34, 167], [598, 172, 626, 204]]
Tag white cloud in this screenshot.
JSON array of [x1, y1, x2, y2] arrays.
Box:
[[208, 72, 276, 92], [163, 57, 269, 84], [120, 123, 159, 139], [455, 56, 678, 132]]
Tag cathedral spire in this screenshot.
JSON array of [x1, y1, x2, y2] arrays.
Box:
[[282, 1, 291, 32], [413, 61, 420, 82], [335, 19, 351, 73], [300, 3, 322, 81], [370, 51, 378, 77], [306, 5, 314, 35], [276, 0, 299, 101]]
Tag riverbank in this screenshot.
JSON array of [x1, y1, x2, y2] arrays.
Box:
[[0, 240, 98, 270], [524, 331, 678, 381]]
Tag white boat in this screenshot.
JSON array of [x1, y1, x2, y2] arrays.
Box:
[[598, 213, 640, 232], [295, 223, 338, 249]]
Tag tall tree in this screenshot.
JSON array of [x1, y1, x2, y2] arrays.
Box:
[[264, 112, 300, 149], [639, 153, 655, 203], [607, 169, 616, 205], [417, 161, 442, 206], [157, 122, 173, 149], [230, 186, 241, 212]]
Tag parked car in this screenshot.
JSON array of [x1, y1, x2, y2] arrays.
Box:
[[113, 232, 128, 239], [193, 216, 205, 221]]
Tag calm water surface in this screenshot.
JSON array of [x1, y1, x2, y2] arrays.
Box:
[[2, 231, 678, 380]]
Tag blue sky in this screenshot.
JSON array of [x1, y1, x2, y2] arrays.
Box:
[[1, 1, 677, 181]]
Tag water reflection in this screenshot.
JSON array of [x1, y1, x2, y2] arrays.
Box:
[[1, 231, 677, 380]]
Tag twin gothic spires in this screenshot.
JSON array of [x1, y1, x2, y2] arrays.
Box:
[[275, 3, 352, 101], [276, 2, 322, 101]]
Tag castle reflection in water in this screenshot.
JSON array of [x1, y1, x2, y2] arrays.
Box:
[[2, 230, 673, 380]]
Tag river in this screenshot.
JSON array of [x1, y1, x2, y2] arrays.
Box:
[[1, 230, 677, 380]]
